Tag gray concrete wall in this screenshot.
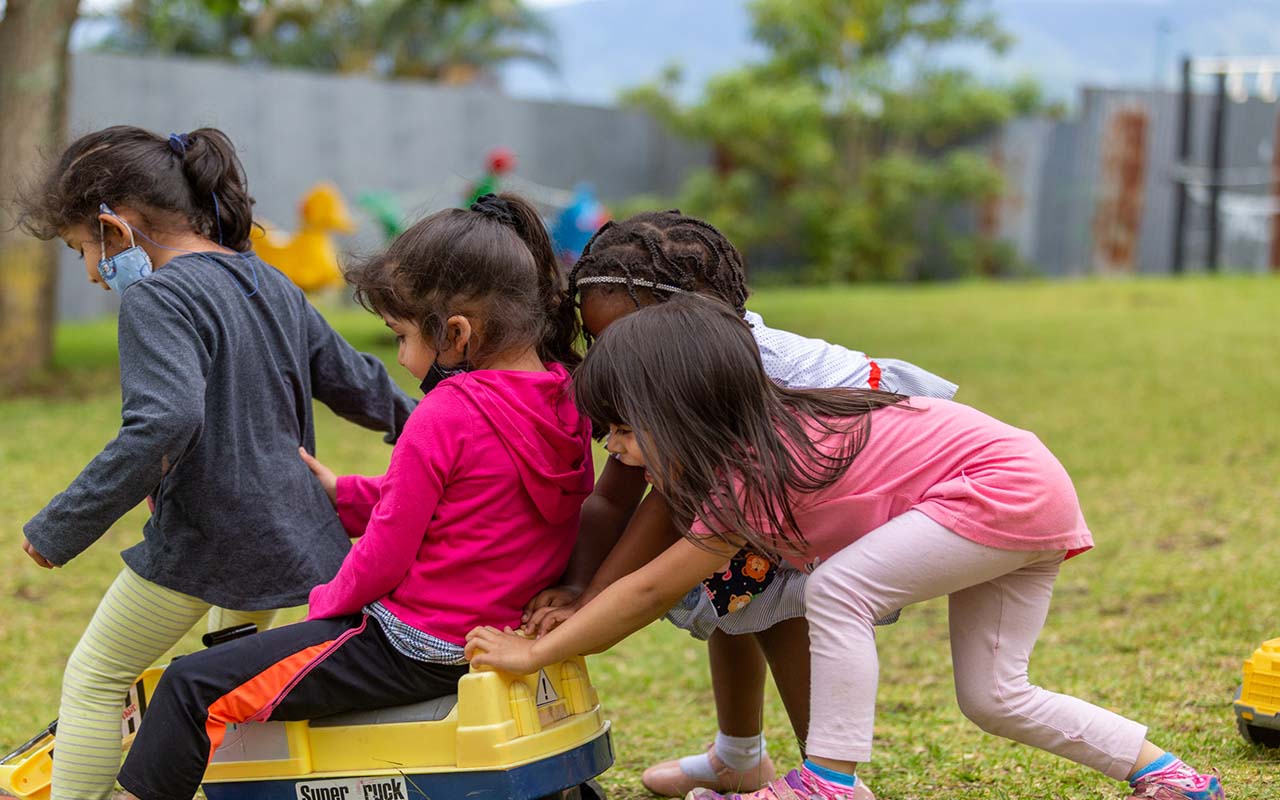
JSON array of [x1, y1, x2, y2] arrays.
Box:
[[56, 52, 707, 321]]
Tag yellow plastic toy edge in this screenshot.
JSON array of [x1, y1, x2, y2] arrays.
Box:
[[1238, 637, 1280, 717], [0, 735, 53, 800], [0, 667, 166, 800]]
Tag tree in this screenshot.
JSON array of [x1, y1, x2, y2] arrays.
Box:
[[0, 0, 82, 391], [100, 0, 555, 82], [623, 0, 1044, 281], [377, 0, 553, 83]]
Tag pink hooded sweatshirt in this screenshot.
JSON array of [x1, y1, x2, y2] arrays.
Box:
[[307, 363, 593, 644]]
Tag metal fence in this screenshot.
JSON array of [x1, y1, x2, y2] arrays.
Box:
[[988, 86, 1280, 277], [56, 52, 707, 321]]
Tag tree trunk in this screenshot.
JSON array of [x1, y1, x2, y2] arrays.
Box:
[[0, 0, 81, 391]]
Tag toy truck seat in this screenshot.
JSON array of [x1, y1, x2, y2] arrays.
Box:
[[310, 694, 458, 727]]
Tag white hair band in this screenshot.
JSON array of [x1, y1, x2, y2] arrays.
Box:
[[575, 275, 686, 295]]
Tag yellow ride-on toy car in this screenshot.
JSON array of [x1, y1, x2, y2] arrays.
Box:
[[0, 626, 612, 799], [1234, 637, 1280, 748]]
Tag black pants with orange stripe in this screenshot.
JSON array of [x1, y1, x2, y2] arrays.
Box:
[[117, 614, 468, 800]]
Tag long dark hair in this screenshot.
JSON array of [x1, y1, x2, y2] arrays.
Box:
[[346, 193, 581, 369], [569, 209, 749, 344], [575, 294, 914, 557], [18, 125, 255, 251]]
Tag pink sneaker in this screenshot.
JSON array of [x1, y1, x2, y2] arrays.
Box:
[[684, 769, 875, 800], [642, 744, 776, 797], [1127, 759, 1224, 800]]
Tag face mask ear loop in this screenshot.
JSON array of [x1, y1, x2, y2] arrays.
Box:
[[97, 202, 262, 299], [211, 191, 225, 247], [98, 203, 137, 253]]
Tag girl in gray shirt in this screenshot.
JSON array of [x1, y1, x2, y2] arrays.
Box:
[[16, 125, 415, 800]]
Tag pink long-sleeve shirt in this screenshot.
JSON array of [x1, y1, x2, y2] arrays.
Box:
[[307, 364, 594, 644], [693, 398, 1093, 570]]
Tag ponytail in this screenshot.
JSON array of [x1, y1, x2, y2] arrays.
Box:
[[495, 193, 583, 370], [17, 125, 255, 251], [347, 192, 582, 372], [175, 128, 255, 252]]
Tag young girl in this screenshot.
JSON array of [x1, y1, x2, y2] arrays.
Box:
[[112, 193, 594, 799], [522, 210, 957, 795], [470, 295, 1225, 800], [16, 126, 416, 800]]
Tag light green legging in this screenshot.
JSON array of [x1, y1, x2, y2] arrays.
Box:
[[52, 567, 277, 800]]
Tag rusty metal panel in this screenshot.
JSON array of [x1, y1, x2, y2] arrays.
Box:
[[1092, 108, 1150, 272]]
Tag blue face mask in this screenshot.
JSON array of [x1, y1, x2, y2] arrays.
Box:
[[97, 204, 153, 293]]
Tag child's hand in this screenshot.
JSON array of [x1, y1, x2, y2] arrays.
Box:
[[465, 626, 540, 674], [21, 537, 56, 569], [298, 447, 337, 506], [522, 585, 581, 623], [524, 599, 582, 637]]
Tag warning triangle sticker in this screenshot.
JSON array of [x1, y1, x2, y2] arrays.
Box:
[[535, 669, 560, 706]]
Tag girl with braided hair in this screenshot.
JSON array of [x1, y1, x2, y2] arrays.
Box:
[[522, 209, 956, 796], [112, 194, 594, 800]]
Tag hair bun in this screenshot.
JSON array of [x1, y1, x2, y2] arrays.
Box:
[[470, 193, 520, 229]]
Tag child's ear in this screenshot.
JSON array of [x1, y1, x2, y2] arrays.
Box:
[[444, 315, 472, 359], [96, 211, 132, 247]]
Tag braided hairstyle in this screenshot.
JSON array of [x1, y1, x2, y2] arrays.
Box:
[[569, 210, 749, 344], [346, 193, 581, 370]]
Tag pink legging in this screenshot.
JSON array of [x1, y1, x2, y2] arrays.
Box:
[[804, 510, 1147, 780]]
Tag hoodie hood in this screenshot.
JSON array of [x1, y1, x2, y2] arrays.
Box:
[[445, 363, 593, 523]]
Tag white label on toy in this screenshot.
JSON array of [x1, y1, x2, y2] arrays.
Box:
[[121, 679, 147, 738], [535, 668, 560, 706], [294, 776, 408, 800]]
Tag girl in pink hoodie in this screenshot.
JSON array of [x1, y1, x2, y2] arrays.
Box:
[[116, 194, 594, 800]]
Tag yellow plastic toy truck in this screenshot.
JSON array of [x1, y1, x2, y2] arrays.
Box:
[[1234, 637, 1280, 748], [0, 632, 612, 799]]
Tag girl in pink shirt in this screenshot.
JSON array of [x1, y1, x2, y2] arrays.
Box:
[[468, 295, 1223, 800], [116, 195, 594, 800]]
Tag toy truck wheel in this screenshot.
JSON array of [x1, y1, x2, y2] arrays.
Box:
[[1237, 717, 1280, 748]]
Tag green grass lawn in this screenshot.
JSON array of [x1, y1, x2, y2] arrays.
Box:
[[2, 276, 1278, 799]]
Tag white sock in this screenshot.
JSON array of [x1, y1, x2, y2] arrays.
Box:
[[715, 730, 767, 772], [678, 752, 720, 782], [677, 731, 767, 780]]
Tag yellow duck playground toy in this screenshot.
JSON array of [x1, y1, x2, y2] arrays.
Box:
[[1235, 637, 1280, 748], [0, 627, 612, 800], [252, 183, 357, 294]]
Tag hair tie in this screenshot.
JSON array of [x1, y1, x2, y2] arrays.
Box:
[[470, 193, 519, 229], [168, 133, 190, 156]]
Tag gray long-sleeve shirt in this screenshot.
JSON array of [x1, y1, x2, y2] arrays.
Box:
[[24, 252, 416, 610]]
